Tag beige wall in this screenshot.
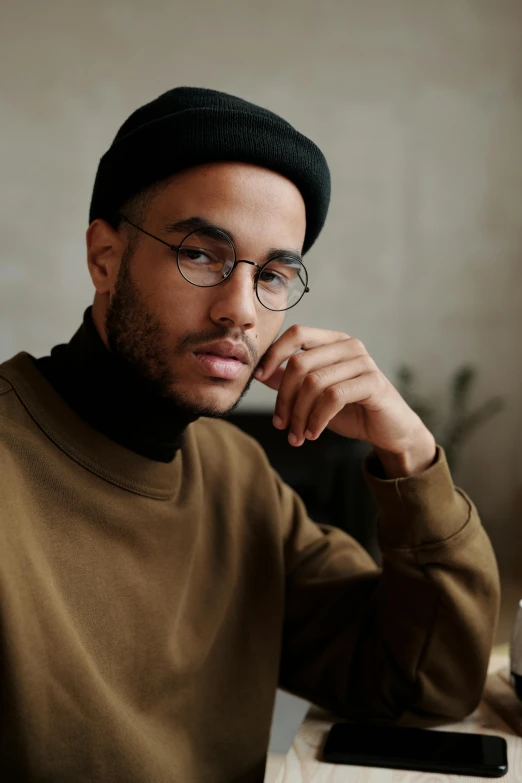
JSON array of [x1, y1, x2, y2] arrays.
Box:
[[1, 0, 522, 547]]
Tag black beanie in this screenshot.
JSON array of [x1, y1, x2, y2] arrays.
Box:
[[89, 87, 330, 254]]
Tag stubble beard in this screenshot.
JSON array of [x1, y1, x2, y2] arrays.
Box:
[[104, 249, 258, 418]]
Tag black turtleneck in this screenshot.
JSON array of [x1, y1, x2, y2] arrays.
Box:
[[35, 307, 197, 462]]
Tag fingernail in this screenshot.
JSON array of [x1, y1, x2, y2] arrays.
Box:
[[255, 368, 263, 379], [288, 433, 298, 446], [305, 429, 314, 439], [273, 415, 284, 429]]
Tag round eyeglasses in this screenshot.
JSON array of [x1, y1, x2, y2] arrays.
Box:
[[117, 213, 310, 312]]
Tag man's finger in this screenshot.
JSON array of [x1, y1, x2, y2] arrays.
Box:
[[306, 376, 375, 440], [268, 341, 361, 430], [286, 358, 371, 445], [259, 366, 285, 392], [255, 325, 351, 382]]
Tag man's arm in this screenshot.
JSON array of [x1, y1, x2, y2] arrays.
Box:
[[256, 324, 500, 722], [277, 446, 500, 724]]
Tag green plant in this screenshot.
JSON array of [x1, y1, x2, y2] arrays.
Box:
[[396, 365, 505, 473]]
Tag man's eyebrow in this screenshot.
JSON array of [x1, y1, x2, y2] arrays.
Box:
[[266, 247, 303, 262], [163, 217, 236, 242], [163, 217, 303, 261]]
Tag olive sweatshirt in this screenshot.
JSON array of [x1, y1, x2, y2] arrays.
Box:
[[0, 350, 499, 782]]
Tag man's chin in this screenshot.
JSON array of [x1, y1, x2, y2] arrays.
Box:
[[168, 378, 253, 418]]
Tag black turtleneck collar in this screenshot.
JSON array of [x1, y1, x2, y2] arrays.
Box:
[[34, 307, 197, 462]]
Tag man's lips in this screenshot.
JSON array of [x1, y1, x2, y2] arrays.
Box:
[[194, 340, 250, 364], [192, 340, 250, 380]]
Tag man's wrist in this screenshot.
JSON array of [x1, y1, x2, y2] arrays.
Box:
[[374, 430, 437, 479]]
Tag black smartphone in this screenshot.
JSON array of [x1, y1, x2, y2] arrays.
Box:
[[323, 722, 508, 777]]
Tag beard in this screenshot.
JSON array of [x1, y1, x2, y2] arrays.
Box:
[[104, 249, 260, 418]]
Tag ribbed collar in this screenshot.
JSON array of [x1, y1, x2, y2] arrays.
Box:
[[34, 307, 197, 463], [0, 351, 190, 499]]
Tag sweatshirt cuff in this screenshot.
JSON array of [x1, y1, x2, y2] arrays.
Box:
[[363, 446, 473, 549]]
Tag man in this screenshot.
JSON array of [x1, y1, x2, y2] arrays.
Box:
[[0, 87, 499, 783]]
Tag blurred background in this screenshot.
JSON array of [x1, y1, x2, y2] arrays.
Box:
[[1, 0, 522, 774]]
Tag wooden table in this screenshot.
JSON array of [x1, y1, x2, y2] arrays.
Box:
[[273, 653, 522, 781]]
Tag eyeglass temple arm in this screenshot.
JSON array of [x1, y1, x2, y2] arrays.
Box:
[[117, 213, 180, 251], [298, 272, 309, 293]]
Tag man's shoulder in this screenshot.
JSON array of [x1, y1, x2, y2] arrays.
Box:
[[0, 352, 31, 399], [0, 375, 16, 439], [0, 353, 34, 428], [0, 365, 22, 426], [0, 368, 29, 469], [0, 353, 60, 466], [0, 375, 13, 398]]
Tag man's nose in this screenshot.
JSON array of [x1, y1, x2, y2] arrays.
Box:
[[208, 262, 259, 331]]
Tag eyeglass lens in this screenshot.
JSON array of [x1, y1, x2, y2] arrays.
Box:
[[177, 228, 307, 311]]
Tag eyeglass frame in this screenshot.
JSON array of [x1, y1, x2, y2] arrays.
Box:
[[116, 213, 310, 312]]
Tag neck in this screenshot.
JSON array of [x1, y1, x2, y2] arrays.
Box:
[[35, 307, 197, 462]]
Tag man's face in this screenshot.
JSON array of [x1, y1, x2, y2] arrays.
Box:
[[90, 162, 307, 417]]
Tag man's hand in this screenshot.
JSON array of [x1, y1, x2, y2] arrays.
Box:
[[255, 325, 436, 478]]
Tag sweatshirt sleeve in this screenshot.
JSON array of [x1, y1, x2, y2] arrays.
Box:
[[278, 446, 500, 725]]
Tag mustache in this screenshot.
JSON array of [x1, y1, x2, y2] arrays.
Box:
[[175, 326, 259, 367]]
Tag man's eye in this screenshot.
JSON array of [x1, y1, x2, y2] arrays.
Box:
[[179, 248, 218, 265], [260, 270, 287, 288], [181, 249, 206, 262]]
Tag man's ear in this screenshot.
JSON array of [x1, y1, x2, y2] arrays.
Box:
[[86, 219, 125, 295]]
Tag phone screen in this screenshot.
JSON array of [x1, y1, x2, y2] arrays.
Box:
[[323, 722, 508, 777]]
